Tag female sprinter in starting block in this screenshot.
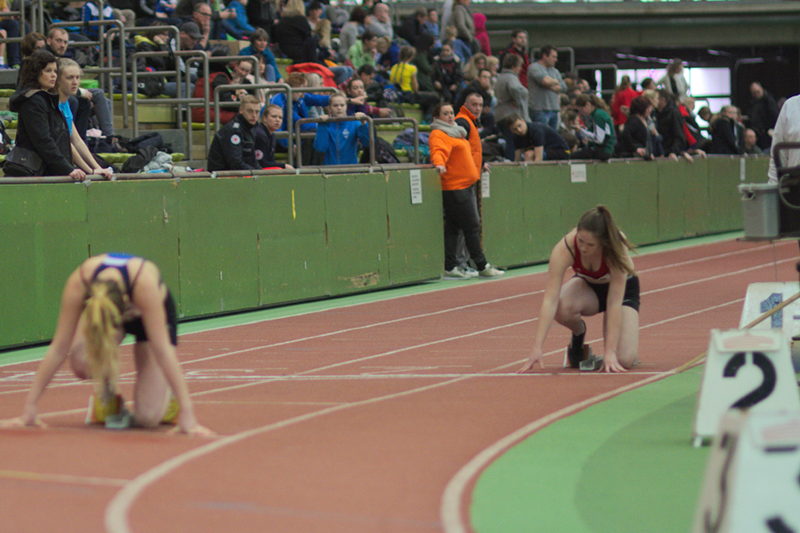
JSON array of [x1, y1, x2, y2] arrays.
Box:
[[519, 206, 640, 373], [1, 254, 213, 435]]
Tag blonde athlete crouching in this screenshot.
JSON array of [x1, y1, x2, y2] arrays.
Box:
[[520, 206, 641, 373], [1, 254, 213, 435]]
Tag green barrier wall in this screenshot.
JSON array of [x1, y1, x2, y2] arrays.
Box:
[[0, 158, 765, 350]]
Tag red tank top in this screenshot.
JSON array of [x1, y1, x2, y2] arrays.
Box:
[[568, 236, 611, 284]]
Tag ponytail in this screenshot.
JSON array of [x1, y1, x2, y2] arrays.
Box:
[[577, 205, 635, 276], [82, 281, 124, 397]]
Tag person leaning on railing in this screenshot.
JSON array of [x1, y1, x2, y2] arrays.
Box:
[[4, 49, 85, 179]]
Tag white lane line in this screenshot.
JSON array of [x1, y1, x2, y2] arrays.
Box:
[[103, 296, 743, 533], [0, 469, 129, 488]]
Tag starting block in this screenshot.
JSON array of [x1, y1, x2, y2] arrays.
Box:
[[692, 409, 800, 533], [693, 329, 800, 445], [563, 344, 604, 372]]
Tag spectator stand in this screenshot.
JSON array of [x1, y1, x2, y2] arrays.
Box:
[[130, 49, 212, 161], [106, 24, 182, 129]]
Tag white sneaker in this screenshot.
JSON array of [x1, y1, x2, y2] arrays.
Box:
[[461, 265, 479, 278], [479, 263, 505, 277], [444, 266, 471, 279]]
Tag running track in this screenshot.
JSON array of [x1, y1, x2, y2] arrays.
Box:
[[0, 238, 797, 533]]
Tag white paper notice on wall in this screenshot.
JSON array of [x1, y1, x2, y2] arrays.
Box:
[[570, 164, 587, 183], [740, 157, 746, 182], [410, 169, 422, 204], [481, 171, 490, 198]]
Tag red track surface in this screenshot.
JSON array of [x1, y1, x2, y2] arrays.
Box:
[[1, 239, 797, 533]]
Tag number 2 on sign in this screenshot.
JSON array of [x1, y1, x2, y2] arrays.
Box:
[[722, 352, 777, 409]]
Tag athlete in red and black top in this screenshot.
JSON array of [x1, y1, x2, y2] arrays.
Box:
[[520, 206, 641, 373]]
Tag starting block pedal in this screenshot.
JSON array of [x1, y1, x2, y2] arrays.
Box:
[[105, 405, 133, 430], [563, 344, 604, 371]]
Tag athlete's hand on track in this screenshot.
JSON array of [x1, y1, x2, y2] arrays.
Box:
[[518, 348, 545, 373], [600, 352, 627, 373]]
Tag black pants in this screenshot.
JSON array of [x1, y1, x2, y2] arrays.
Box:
[[442, 184, 487, 271]]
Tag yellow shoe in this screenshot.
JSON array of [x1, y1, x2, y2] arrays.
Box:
[[85, 393, 124, 425], [161, 396, 180, 425]]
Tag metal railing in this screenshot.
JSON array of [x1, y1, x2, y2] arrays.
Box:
[[575, 63, 619, 99], [130, 49, 210, 160]]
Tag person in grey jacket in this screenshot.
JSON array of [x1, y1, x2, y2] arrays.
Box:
[[495, 54, 528, 160]]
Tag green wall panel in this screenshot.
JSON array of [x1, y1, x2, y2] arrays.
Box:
[[178, 179, 261, 316], [324, 172, 390, 295], [385, 169, 443, 284], [0, 157, 759, 350], [87, 180, 181, 302], [0, 185, 87, 346], [256, 174, 328, 304], [482, 165, 527, 267]]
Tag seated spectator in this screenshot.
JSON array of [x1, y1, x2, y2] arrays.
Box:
[[455, 67, 492, 111], [398, 8, 427, 47], [365, 2, 393, 40], [677, 97, 707, 157], [432, 42, 463, 104], [155, 0, 182, 25], [422, 8, 441, 49], [6, 49, 83, 178], [46, 28, 114, 140], [176, 0, 235, 41], [507, 114, 570, 162], [610, 75, 638, 134], [20, 31, 46, 59], [338, 7, 366, 60], [347, 31, 378, 71], [473, 12, 491, 56], [56, 59, 113, 178], [207, 95, 261, 171], [82, 0, 120, 42], [572, 94, 616, 161], [163, 22, 205, 98], [254, 103, 292, 168], [640, 77, 656, 92], [654, 89, 691, 160], [134, 27, 171, 95], [442, 25, 471, 64], [743, 128, 764, 155], [375, 36, 399, 79], [0, 0, 21, 68], [221, 0, 255, 40], [389, 46, 439, 122], [617, 96, 655, 159], [191, 55, 242, 124], [313, 93, 370, 165], [269, 71, 331, 151], [273, 0, 317, 63], [709, 105, 744, 155], [357, 64, 385, 105], [345, 77, 391, 118], [413, 33, 437, 93], [463, 52, 487, 83]]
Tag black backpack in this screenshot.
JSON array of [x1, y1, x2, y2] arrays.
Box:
[[360, 136, 400, 164], [121, 145, 160, 173]]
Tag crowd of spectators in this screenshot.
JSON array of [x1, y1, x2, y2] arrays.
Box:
[[0, 0, 785, 176]]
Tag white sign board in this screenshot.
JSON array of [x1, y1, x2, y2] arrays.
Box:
[[693, 410, 800, 533], [570, 164, 587, 183], [409, 169, 422, 204], [739, 282, 800, 337], [692, 329, 800, 444]]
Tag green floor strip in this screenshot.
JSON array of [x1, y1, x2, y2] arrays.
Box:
[[471, 366, 709, 533]]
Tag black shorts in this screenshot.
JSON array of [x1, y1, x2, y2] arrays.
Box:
[[581, 275, 640, 313], [123, 290, 178, 345]]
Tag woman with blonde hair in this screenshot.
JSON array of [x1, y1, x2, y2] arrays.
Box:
[[1, 254, 212, 435], [520, 206, 640, 373], [462, 52, 487, 82]]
